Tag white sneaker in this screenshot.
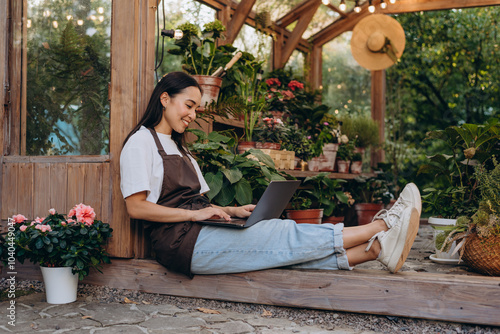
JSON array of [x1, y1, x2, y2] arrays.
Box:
[[372, 183, 421, 228], [365, 207, 420, 273]]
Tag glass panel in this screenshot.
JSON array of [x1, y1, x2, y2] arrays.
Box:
[[233, 24, 273, 70], [288, 50, 305, 78], [26, 0, 111, 155], [155, 0, 216, 78], [322, 32, 371, 117]]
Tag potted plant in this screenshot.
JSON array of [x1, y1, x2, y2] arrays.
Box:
[[348, 171, 393, 225], [188, 129, 287, 206], [168, 20, 234, 108], [336, 135, 355, 173], [4, 204, 113, 304], [281, 124, 314, 170], [440, 158, 500, 276], [286, 173, 347, 224], [253, 116, 288, 150], [350, 152, 363, 173], [418, 118, 500, 259], [340, 114, 380, 155]]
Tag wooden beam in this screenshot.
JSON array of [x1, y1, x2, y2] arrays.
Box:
[[308, 44, 323, 90], [225, 0, 256, 45], [5, 260, 500, 327], [312, 0, 500, 47], [276, 0, 318, 28], [279, 0, 321, 68], [0, 0, 8, 160], [371, 70, 386, 166], [326, 3, 347, 18]]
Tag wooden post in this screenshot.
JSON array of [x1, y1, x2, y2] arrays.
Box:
[[308, 44, 323, 90], [371, 70, 385, 166]]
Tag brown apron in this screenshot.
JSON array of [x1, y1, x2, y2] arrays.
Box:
[[145, 128, 211, 277]]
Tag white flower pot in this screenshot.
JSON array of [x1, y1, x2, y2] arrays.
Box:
[[40, 266, 78, 304], [428, 217, 460, 260]]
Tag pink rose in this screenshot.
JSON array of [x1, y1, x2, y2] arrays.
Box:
[[75, 204, 96, 225], [68, 208, 76, 217], [30, 221, 36, 226], [35, 217, 44, 224], [49, 208, 56, 215], [61, 221, 67, 226], [35, 224, 42, 230], [281, 90, 295, 99], [12, 214, 27, 224], [20, 225, 27, 232]]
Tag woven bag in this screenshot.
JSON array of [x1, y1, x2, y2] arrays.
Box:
[[462, 233, 500, 276]]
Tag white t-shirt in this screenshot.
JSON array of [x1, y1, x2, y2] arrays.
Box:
[[120, 126, 209, 203]]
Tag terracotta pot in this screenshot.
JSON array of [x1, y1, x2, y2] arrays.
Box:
[[350, 160, 362, 173], [322, 216, 344, 224], [307, 157, 321, 172], [294, 157, 301, 169], [354, 203, 384, 225], [354, 147, 365, 155], [237, 141, 256, 154], [319, 143, 339, 171], [336, 160, 351, 173], [286, 209, 324, 224], [192, 75, 223, 110], [255, 142, 281, 150]]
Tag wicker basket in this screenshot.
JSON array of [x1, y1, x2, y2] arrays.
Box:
[[258, 149, 295, 170], [462, 233, 500, 276]]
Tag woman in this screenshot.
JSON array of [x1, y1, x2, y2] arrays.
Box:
[[120, 72, 421, 277]]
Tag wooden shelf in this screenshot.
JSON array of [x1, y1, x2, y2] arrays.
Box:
[[279, 170, 376, 179], [213, 115, 244, 128]]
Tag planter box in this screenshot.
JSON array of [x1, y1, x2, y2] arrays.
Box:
[[258, 149, 295, 170]]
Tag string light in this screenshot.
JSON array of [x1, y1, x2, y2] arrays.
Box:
[[339, 0, 346, 11], [66, 15, 72, 20], [390, 0, 396, 3], [52, 20, 58, 28], [321, 0, 330, 5], [380, 0, 387, 9], [97, 7, 104, 14], [368, 0, 375, 13], [354, 0, 361, 13], [77, 19, 84, 25]]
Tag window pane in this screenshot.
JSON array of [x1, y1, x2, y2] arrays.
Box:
[[26, 0, 111, 155]]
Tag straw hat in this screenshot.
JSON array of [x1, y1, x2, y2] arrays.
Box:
[[351, 14, 405, 71]]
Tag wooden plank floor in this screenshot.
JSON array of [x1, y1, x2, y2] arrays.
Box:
[[4, 259, 499, 327]]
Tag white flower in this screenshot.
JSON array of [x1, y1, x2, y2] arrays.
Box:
[[340, 134, 349, 144]]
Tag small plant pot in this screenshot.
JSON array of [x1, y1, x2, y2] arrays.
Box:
[[350, 160, 362, 173], [307, 157, 321, 172], [237, 141, 256, 154], [354, 203, 384, 225], [192, 75, 223, 110], [336, 160, 351, 173], [428, 217, 459, 260], [319, 143, 338, 171], [286, 209, 324, 224], [322, 216, 344, 224], [40, 266, 78, 304]]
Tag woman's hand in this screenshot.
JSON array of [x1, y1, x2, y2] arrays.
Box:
[[190, 207, 232, 222], [230, 204, 256, 218]]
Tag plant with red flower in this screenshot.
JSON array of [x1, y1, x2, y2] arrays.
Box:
[[2, 204, 113, 280]]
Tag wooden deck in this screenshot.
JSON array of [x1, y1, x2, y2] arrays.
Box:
[[4, 259, 499, 327]]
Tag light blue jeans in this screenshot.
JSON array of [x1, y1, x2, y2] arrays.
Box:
[[191, 219, 351, 274]]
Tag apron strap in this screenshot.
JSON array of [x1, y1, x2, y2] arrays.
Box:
[[147, 128, 168, 159]]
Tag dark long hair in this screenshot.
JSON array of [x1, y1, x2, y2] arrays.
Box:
[[122, 71, 202, 156]]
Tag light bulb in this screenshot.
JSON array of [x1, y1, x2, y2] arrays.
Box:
[[66, 15, 72, 20], [173, 30, 183, 39], [321, 0, 329, 5], [52, 20, 58, 28], [354, 1, 361, 13], [380, 0, 387, 9], [339, 0, 346, 11], [368, 0, 375, 13], [77, 19, 84, 26], [97, 7, 104, 14], [390, 0, 396, 3]]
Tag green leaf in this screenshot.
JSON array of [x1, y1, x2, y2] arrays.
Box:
[[234, 179, 253, 205], [222, 168, 243, 184], [204, 172, 223, 200], [35, 238, 44, 249], [80, 228, 88, 235], [214, 185, 236, 206], [42, 236, 51, 245]]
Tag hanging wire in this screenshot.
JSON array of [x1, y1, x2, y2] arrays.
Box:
[[154, 1, 167, 81]]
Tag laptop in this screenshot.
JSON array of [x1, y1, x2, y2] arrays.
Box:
[[199, 180, 301, 228]]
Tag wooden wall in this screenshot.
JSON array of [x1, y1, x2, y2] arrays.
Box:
[[1, 156, 110, 226]]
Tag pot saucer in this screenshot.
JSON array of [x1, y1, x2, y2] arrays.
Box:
[[429, 254, 461, 265]]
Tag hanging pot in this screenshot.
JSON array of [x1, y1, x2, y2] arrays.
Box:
[[286, 209, 324, 224], [192, 75, 223, 110], [40, 266, 78, 304]]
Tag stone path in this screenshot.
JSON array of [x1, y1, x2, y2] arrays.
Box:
[[2, 292, 378, 334]]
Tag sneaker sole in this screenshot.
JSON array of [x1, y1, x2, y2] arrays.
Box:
[[407, 183, 422, 216], [389, 208, 420, 273]]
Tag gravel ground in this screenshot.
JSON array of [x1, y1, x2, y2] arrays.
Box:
[[2, 278, 499, 334]]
